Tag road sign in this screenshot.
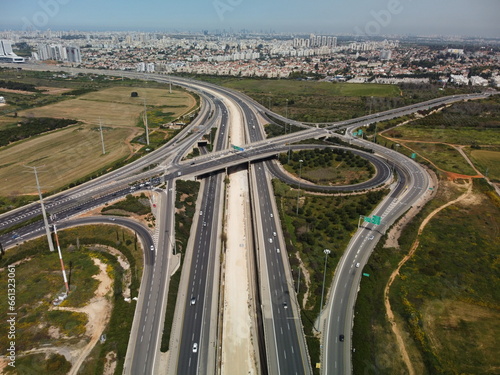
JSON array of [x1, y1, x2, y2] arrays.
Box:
[[362, 273, 370, 277], [364, 215, 381, 225], [411, 153, 416, 159], [231, 144, 244, 152], [358, 129, 363, 135], [352, 131, 358, 136]]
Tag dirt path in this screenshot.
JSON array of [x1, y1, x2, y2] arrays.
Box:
[[383, 180, 473, 375], [55, 257, 113, 375]]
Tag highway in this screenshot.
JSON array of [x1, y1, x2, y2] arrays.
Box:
[[0, 65, 492, 375], [321, 128, 431, 374]]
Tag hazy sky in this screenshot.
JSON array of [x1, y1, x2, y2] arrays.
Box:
[[2, 0, 499, 37]]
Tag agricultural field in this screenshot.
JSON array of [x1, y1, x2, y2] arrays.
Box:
[[0, 84, 195, 196], [0, 126, 134, 196], [17, 87, 194, 128]]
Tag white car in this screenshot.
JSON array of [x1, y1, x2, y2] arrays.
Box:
[[150, 245, 155, 251], [355, 263, 360, 268], [368, 235, 374, 240], [277, 248, 280, 253], [268, 238, 273, 243], [273, 232, 276, 237], [192, 343, 198, 353]]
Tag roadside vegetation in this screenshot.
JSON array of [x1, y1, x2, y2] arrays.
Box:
[[353, 179, 500, 374], [160, 179, 200, 352], [273, 151, 388, 373], [279, 148, 375, 186], [186, 75, 478, 123], [102, 193, 152, 216], [0, 224, 144, 375]]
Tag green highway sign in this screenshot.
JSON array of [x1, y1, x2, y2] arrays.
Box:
[[364, 215, 381, 225], [411, 153, 417, 159], [358, 129, 363, 135], [362, 273, 370, 277], [231, 144, 244, 152]]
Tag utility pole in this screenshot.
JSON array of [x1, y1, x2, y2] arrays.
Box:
[[27, 166, 55, 252], [99, 118, 106, 155], [285, 98, 288, 118], [53, 225, 70, 294], [319, 248, 331, 331], [143, 99, 150, 146], [169, 81, 172, 94]]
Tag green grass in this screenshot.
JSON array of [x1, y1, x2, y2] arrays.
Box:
[[391, 179, 500, 374], [403, 143, 477, 175], [353, 179, 500, 374], [4, 353, 71, 375], [468, 149, 500, 181], [102, 193, 152, 216], [279, 148, 375, 185]]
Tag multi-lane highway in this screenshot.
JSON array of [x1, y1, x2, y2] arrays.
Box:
[[0, 64, 493, 375]]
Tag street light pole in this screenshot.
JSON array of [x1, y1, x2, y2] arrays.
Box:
[[296, 159, 303, 215], [319, 248, 331, 331]]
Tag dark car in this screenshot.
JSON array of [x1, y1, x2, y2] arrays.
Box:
[[339, 334, 344, 342]]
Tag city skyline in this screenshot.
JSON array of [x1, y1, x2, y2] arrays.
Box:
[[1, 0, 499, 38]]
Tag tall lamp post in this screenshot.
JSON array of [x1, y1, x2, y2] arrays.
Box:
[[319, 248, 331, 331], [296, 159, 303, 215]]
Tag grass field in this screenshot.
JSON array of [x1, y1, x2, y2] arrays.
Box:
[[383, 126, 500, 146], [402, 142, 477, 175], [353, 179, 500, 374], [207, 79, 402, 123], [0, 85, 195, 196], [468, 149, 500, 181], [17, 87, 194, 128], [388, 180, 500, 374], [0, 126, 134, 196]]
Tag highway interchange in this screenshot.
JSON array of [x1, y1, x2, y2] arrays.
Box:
[[0, 65, 493, 374]]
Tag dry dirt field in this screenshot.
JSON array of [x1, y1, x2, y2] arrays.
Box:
[[18, 87, 195, 127], [0, 86, 195, 195], [0, 126, 135, 196]]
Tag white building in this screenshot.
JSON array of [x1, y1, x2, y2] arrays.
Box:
[[0, 40, 25, 63], [470, 76, 488, 86], [0, 96, 5, 104]]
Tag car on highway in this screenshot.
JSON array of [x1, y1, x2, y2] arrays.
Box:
[[150, 245, 155, 251], [270, 213, 273, 218], [368, 235, 374, 240], [268, 238, 273, 243], [277, 248, 280, 253], [355, 263, 360, 268], [192, 343, 198, 353], [190, 297, 196, 305], [283, 301, 288, 309], [273, 231, 276, 236], [339, 334, 344, 342]]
